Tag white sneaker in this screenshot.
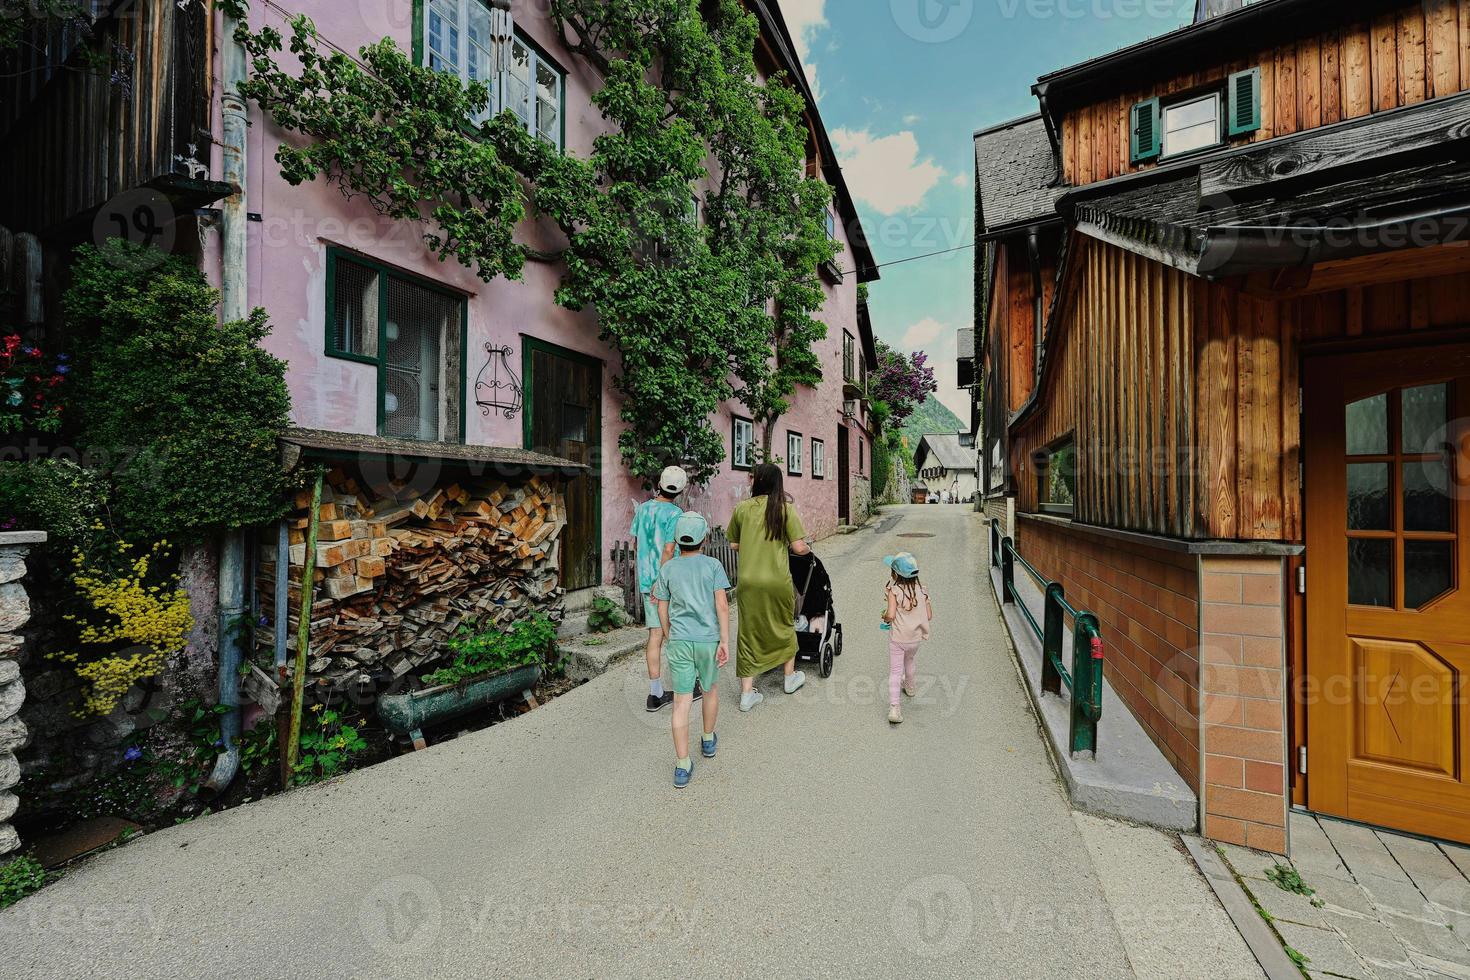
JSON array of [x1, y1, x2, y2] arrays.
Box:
[[784, 671, 806, 695], [739, 690, 764, 713], [888, 706, 903, 725]]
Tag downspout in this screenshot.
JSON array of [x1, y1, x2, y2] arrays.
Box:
[[204, 0, 250, 794], [1027, 229, 1044, 386]]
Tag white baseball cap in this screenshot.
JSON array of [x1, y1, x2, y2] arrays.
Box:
[[658, 466, 689, 496]]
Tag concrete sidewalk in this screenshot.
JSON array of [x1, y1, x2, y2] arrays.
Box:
[[0, 506, 1258, 978]]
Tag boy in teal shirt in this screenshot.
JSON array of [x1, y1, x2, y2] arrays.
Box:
[[653, 512, 730, 788], [631, 466, 691, 712]]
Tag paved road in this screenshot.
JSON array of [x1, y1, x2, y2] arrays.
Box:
[[0, 506, 1256, 978]]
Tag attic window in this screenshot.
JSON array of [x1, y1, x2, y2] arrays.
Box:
[[1162, 92, 1221, 159]]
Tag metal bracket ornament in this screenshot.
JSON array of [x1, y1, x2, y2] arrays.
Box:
[[475, 343, 523, 419]]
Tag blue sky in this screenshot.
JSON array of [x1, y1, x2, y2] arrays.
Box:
[[787, 0, 1196, 415]]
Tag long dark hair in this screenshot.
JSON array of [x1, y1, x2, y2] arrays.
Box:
[[752, 462, 789, 542]]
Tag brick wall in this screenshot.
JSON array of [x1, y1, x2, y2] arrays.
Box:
[[1199, 555, 1289, 854], [1015, 517, 1201, 791]]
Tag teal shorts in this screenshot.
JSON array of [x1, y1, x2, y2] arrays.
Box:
[[666, 640, 719, 695], [642, 592, 660, 629]]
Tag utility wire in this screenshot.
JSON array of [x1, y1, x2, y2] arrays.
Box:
[[847, 242, 976, 278]]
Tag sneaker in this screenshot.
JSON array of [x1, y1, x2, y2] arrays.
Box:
[[674, 759, 694, 788], [784, 671, 806, 695], [701, 733, 718, 758], [888, 706, 903, 725], [739, 690, 764, 713], [903, 683, 916, 699], [646, 691, 674, 713], [692, 681, 704, 702]]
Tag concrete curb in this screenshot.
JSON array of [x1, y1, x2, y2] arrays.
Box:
[[560, 628, 649, 683], [988, 564, 1198, 832], [1183, 836, 1306, 980]]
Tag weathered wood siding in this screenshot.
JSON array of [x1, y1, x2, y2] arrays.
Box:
[[0, 0, 209, 233], [1062, 0, 1470, 185], [1011, 238, 1201, 538], [1010, 237, 1470, 542]]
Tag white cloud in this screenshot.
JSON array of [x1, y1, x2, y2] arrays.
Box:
[[901, 317, 947, 349], [781, 0, 827, 103], [903, 113, 922, 125], [951, 173, 969, 188], [831, 128, 947, 215], [900, 320, 969, 420]]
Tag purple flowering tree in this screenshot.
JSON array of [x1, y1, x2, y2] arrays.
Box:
[[870, 339, 937, 429]]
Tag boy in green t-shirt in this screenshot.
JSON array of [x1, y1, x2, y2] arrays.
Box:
[[653, 512, 730, 788]]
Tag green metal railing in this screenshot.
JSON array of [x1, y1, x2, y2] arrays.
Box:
[[990, 519, 1105, 756]]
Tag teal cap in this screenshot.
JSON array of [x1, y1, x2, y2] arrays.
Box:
[[884, 552, 920, 579], [675, 512, 710, 547]]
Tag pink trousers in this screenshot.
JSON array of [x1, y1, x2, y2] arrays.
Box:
[[889, 639, 920, 706]]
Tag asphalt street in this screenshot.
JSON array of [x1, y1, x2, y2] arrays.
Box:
[[0, 505, 1259, 978]]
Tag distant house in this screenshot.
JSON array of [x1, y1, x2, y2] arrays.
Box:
[[972, 0, 1470, 854], [912, 434, 977, 502]]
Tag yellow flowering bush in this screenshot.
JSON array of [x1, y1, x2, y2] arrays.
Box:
[[53, 538, 194, 716]]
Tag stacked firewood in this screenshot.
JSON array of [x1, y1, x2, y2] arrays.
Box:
[[256, 469, 567, 688]]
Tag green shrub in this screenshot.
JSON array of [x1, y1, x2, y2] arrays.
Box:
[[0, 855, 49, 909], [65, 241, 292, 543], [423, 616, 555, 687], [0, 458, 104, 543], [587, 596, 626, 634]]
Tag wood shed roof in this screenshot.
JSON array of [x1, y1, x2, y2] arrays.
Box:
[[279, 428, 586, 475]]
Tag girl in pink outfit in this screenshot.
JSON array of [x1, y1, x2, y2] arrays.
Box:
[[882, 552, 932, 725]]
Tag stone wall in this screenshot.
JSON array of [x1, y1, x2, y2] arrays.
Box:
[[0, 532, 45, 856], [851, 475, 872, 525], [877, 452, 911, 506]]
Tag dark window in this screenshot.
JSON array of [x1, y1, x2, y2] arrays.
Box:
[[1035, 439, 1077, 517]]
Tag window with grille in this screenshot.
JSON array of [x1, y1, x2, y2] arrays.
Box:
[[326, 249, 465, 443], [420, 2, 565, 148], [787, 432, 803, 476], [812, 439, 826, 479], [732, 416, 754, 470]]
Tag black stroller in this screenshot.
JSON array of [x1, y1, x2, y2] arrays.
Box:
[[790, 551, 843, 678]]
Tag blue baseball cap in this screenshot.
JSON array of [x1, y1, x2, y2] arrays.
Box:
[[884, 552, 920, 579], [675, 512, 710, 547]]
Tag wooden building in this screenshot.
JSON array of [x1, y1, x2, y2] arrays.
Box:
[[975, 0, 1470, 853]]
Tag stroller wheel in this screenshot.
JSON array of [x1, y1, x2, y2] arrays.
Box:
[[833, 626, 844, 656], [819, 641, 835, 678]]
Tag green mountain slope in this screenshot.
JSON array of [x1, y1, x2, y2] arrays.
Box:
[[900, 395, 964, 448]]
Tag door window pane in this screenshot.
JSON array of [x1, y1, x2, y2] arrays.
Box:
[[1403, 383, 1449, 455], [1348, 538, 1394, 607], [507, 39, 532, 127], [1348, 463, 1392, 530], [1346, 393, 1389, 456], [383, 278, 456, 442], [1405, 540, 1454, 609], [427, 0, 459, 75], [1404, 459, 1453, 532], [536, 62, 559, 144]]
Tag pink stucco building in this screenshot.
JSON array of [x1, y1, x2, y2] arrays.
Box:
[[211, 0, 880, 592]]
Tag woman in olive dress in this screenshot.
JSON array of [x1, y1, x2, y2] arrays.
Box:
[[727, 463, 812, 712]]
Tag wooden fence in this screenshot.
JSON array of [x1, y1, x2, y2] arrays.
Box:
[[610, 528, 738, 627]]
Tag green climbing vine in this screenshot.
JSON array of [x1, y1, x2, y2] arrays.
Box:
[[230, 0, 836, 483]]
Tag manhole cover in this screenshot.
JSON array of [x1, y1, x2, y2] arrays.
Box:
[[897, 533, 935, 539]]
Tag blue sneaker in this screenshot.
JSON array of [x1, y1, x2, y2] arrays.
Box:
[[674, 759, 694, 788], [701, 733, 718, 758]]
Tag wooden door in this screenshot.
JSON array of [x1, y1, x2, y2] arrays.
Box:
[[837, 425, 850, 523], [1305, 343, 1470, 842], [524, 340, 601, 592]]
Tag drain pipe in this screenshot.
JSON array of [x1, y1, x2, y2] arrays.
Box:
[[205, 1, 250, 794]]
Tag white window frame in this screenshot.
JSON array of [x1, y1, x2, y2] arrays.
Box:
[[1161, 91, 1222, 160], [811, 438, 826, 479], [422, 2, 564, 149], [732, 416, 755, 470], [787, 432, 803, 476]]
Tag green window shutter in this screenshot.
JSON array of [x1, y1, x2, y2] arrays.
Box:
[[1227, 67, 1262, 136], [412, 0, 424, 67], [1129, 98, 1162, 164]]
